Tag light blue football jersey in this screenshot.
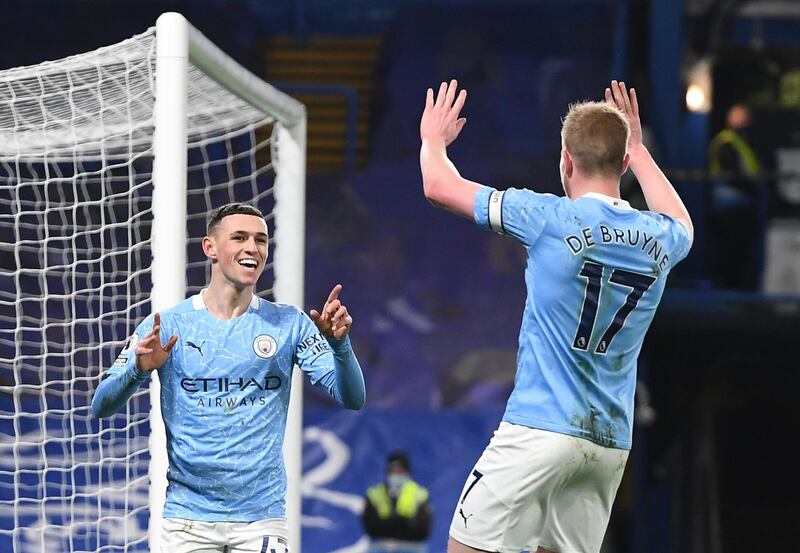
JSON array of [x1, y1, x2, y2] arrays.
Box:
[[474, 187, 692, 449], [93, 292, 363, 521]]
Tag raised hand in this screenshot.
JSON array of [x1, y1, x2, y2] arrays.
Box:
[[310, 284, 353, 341], [605, 80, 643, 152], [420, 79, 468, 147], [135, 312, 178, 372]]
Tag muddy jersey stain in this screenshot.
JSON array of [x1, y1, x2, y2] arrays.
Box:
[[571, 405, 617, 448]]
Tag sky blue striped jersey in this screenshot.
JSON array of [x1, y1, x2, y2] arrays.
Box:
[[93, 292, 364, 521], [474, 187, 692, 449]]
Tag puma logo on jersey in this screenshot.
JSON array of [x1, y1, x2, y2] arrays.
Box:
[[458, 508, 474, 528], [186, 340, 205, 357]]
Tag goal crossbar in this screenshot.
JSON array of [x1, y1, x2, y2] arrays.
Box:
[[186, 26, 304, 127]]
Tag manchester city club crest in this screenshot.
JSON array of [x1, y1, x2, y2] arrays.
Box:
[[252, 334, 277, 359]]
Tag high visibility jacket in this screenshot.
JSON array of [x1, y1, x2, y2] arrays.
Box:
[[366, 481, 429, 519], [708, 128, 761, 178]]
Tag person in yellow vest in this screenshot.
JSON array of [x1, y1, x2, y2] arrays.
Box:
[[362, 450, 433, 547], [707, 103, 766, 289], [708, 104, 762, 192]]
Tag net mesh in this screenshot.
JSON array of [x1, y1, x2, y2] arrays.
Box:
[[0, 27, 279, 552]]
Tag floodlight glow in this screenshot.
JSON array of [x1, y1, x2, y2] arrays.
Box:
[[685, 58, 712, 113], [686, 84, 707, 113]]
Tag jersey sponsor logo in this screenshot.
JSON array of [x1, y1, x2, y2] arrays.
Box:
[[180, 376, 282, 393], [197, 396, 272, 410], [253, 334, 278, 359], [120, 333, 140, 355], [113, 356, 127, 368], [182, 376, 284, 411], [296, 332, 331, 359]]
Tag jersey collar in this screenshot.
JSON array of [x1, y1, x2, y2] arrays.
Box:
[[191, 289, 260, 311], [580, 192, 632, 210]]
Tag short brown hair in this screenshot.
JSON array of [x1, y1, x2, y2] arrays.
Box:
[[561, 101, 629, 178], [206, 203, 264, 235]]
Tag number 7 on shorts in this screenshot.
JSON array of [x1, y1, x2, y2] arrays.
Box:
[[460, 470, 484, 504]]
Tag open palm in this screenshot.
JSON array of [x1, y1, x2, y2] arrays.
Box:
[[135, 312, 178, 372], [605, 80, 643, 151]]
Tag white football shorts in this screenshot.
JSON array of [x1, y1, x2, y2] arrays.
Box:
[[161, 517, 289, 553], [449, 422, 628, 553]]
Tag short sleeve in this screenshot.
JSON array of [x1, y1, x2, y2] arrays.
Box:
[[653, 213, 693, 269], [473, 186, 560, 247], [293, 311, 335, 385]]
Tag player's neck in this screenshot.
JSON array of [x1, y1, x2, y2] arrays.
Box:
[[567, 176, 621, 200], [203, 277, 254, 320]]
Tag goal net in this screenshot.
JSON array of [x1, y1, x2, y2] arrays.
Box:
[[0, 14, 305, 553]]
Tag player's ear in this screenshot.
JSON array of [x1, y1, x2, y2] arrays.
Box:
[[202, 235, 218, 262], [562, 149, 574, 177], [620, 152, 631, 176]]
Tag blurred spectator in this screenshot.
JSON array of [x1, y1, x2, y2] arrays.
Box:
[[707, 104, 767, 289], [362, 450, 433, 552], [708, 104, 762, 190]]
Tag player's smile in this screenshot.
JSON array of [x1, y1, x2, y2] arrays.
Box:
[[233, 247, 264, 278], [237, 257, 260, 272]]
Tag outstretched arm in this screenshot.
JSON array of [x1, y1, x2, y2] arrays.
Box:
[[607, 81, 694, 240], [91, 362, 149, 418], [419, 79, 483, 218], [310, 284, 365, 410]]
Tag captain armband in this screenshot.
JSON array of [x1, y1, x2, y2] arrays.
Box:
[[488, 190, 505, 234]]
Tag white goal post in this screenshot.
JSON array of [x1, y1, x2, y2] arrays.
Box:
[[0, 11, 306, 553], [151, 13, 306, 553]]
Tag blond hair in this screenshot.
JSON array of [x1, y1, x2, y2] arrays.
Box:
[[561, 101, 629, 178]]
